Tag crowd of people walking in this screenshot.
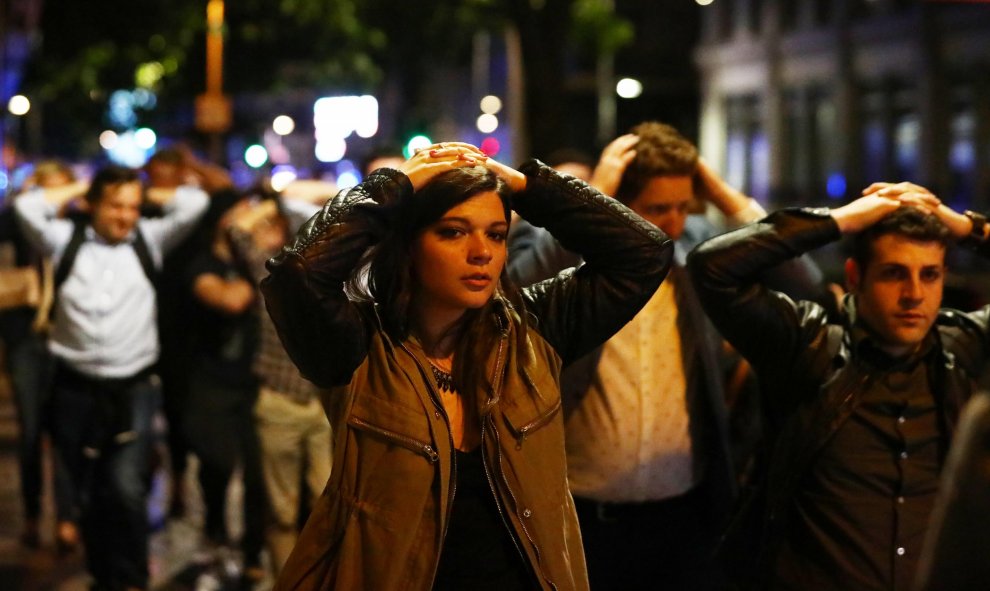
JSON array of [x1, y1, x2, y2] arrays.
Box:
[[1, 121, 989, 591]]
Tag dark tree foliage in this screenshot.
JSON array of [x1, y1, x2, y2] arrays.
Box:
[[19, 0, 630, 159]]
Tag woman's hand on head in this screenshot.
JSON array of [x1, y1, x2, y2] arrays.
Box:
[[483, 158, 527, 193], [398, 142, 488, 191]]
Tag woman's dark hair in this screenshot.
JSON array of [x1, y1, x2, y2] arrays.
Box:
[[84, 165, 140, 205], [350, 166, 530, 404]]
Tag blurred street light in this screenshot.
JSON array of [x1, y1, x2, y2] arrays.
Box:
[[8, 95, 31, 116], [273, 115, 295, 136], [245, 144, 268, 168], [477, 114, 499, 133], [480, 95, 502, 115], [616, 78, 643, 99]]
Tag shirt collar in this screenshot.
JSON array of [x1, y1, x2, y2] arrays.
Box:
[[84, 224, 137, 245]]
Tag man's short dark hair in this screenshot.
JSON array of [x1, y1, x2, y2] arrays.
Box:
[[146, 147, 184, 167], [544, 148, 595, 170], [84, 165, 140, 205], [360, 143, 405, 175], [851, 206, 952, 268], [616, 121, 699, 204]]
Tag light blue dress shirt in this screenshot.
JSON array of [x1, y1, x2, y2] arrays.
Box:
[[14, 186, 209, 378]]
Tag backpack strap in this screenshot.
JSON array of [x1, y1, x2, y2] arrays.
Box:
[[53, 219, 160, 292], [130, 226, 159, 287], [53, 218, 88, 292]]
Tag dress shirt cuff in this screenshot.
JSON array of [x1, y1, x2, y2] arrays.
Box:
[[726, 198, 767, 226]]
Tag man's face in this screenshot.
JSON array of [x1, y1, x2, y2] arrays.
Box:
[[845, 234, 946, 357], [91, 181, 143, 244], [625, 175, 694, 240], [145, 160, 184, 189]]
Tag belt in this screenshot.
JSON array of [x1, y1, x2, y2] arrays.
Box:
[[575, 486, 701, 524]]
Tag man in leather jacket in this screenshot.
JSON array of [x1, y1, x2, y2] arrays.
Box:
[[688, 181, 990, 591]]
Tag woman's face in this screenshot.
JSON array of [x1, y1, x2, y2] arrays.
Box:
[[410, 190, 509, 320]]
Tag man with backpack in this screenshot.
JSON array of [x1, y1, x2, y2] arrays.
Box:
[[14, 165, 208, 591]]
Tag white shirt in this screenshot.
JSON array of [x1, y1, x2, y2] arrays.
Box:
[[14, 186, 208, 378], [565, 274, 696, 502]]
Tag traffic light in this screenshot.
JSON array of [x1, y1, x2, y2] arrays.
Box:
[[404, 135, 432, 159]]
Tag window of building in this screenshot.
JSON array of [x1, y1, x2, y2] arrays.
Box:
[[780, 2, 798, 32], [948, 86, 977, 210], [782, 87, 839, 203], [725, 95, 767, 200], [862, 118, 888, 186], [894, 113, 920, 183], [860, 82, 917, 186], [749, 0, 765, 34], [814, 0, 832, 26], [854, 0, 888, 19], [814, 92, 842, 199]]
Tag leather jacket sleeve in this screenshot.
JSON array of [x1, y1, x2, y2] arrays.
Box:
[[513, 160, 673, 366], [261, 161, 672, 387], [507, 218, 583, 287], [686, 208, 840, 379], [261, 168, 412, 387]]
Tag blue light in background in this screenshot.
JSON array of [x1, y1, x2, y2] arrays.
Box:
[[826, 173, 846, 200]]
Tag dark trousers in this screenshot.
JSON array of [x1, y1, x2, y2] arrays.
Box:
[[51, 361, 159, 591], [157, 354, 190, 487], [574, 484, 729, 591], [184, 372, 266, 566], [6, 330, 75, 522]]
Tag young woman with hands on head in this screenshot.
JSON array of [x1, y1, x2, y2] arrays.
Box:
[[261, 142, 673, 591]]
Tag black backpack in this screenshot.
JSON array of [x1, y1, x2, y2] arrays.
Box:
[[52, 218, 159, 302]]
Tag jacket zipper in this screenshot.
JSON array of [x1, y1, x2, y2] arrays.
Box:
[[399, 342, 459, 589], [480, 334, 557, 590], [513, 398, 561, 447], [348, 416, 438, 463], [482, 420, 556, 590]]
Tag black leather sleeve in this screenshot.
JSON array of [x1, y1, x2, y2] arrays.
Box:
[[686, 208, 840, 376], [513, 160, 673, 366], [260, 168, 412, 387]]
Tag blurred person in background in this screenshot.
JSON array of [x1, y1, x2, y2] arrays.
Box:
[[226, 183, 332, 576], [142, 145, 234, 520], [13, 165, 208, 591], [182, 193, 266, 583], [508, 122, 823, 590], [0, 159, 80, 553], [360, 142, 406, 178], [507, 147, 595, 272]]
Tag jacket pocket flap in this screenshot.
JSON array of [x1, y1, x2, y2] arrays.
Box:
[[502, 397, 562, 441], [348, 393, 437, 461]]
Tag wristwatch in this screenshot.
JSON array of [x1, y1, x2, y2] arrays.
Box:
[[964, 210, 988, 241]]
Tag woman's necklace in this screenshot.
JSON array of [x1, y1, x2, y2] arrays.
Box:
[[427, 359, 455, 393]]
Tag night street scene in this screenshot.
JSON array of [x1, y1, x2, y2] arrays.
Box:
[[3, 1, 990, 590]]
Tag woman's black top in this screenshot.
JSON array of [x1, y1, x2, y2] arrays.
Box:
[[433, 447, 536, 590]]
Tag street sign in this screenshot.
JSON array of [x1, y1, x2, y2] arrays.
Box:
[[195, 93, 232, 134]]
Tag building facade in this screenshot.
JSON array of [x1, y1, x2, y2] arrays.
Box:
[[694, 0, 990, 211]]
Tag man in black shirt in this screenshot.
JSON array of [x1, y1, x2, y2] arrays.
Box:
[[687, 182, 990, 590]]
